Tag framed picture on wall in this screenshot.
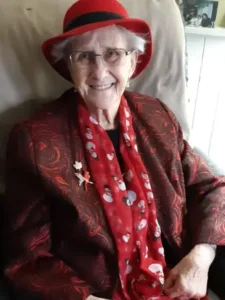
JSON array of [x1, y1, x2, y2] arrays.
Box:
[[184, 0, 219, 28]]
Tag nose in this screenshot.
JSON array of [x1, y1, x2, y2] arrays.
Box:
[[90, 56, 109, 81]]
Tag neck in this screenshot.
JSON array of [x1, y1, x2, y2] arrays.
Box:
[[90, 102, 120, 130], [97, 109, 119, 130]]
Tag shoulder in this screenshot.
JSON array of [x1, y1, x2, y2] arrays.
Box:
[[10, 89, 76, 142], [27, 88, 74, 125], [125, 92, 183, 153], [125, 91, 178, 128], [11, 88, 76, 135], [125, 90, 158, 105]]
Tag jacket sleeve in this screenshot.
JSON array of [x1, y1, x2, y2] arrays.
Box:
[[160, 102, 225, 246], [3, 124, 93, 300]]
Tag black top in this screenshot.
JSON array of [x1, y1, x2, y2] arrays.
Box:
[[107, 128, 120, 158], [107, 128, 124, 170]]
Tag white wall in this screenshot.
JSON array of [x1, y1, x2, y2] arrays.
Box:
[[187, 33, 225, 170]]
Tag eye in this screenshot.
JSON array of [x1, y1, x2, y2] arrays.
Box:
[[77, 51, 91, 62], [107, 49, 118, 56], [104, 49, 121, 62]]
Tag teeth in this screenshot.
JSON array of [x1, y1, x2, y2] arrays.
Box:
[[91, 84, 112, 90]]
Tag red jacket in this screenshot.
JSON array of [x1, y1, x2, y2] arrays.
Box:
[[3, 89, 225, 299]]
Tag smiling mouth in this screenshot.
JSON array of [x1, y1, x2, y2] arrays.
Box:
[[90, 83, 114, 90]]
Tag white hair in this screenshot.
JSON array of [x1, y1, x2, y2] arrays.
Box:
[[51, 25, 148, 63]]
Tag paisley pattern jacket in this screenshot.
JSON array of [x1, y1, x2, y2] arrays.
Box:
[[3, 89, 225, 299]]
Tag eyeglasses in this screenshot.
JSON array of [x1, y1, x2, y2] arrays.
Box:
[[69, 48, 134, 68]]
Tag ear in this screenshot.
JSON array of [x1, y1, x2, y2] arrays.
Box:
[[128, 51, 139, 78]]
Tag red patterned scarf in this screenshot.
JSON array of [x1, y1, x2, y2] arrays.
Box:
[[78, 95, 207, 300]]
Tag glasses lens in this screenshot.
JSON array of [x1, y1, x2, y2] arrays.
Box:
[[72, 51, 94, 66], [103, 49, 125, 65]]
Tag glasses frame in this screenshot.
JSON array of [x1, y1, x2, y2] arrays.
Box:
[[69, 48, 134, 67]]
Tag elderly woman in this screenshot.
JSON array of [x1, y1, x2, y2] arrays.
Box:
[[3, 0, 225, 300]]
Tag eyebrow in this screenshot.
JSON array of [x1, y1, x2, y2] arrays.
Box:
[[73, 47, 119, 52]]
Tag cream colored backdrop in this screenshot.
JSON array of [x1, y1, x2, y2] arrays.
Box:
[[0, 0, 190, 194]]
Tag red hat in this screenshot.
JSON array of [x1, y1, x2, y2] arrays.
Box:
[[42, 0, 152, 82]]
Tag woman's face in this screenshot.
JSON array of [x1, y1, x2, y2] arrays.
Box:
[[69, 28, 137, 111]]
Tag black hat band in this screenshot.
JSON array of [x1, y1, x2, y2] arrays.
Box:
[[64, 11, 125, 33]]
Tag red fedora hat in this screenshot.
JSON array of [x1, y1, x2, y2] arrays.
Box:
[[42, 0, 152, 82]]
